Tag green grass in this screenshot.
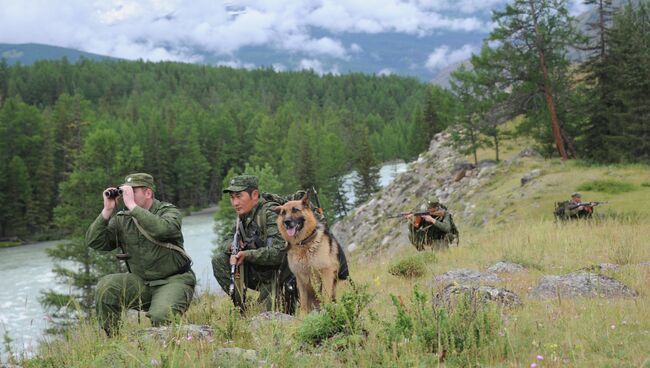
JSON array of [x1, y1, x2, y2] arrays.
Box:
[[577, 179, 636, 194], [0, 240, 21, 248]]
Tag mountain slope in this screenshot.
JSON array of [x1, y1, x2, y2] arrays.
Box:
[[0, 43, 114, 65]]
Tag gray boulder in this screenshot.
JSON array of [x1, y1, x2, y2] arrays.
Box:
[[213, 347, 259, 364], [142, 324, 213, 343], [250, 311, 296, 331], [433, 268, 499, 285], [529, 271, 637, 299], [517, 147, 541, 158], [434, 284, 522, 308], [521, 169, 542, 186], [488, 261, 526, 273]]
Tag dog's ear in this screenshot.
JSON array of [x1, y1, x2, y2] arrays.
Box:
[[301, 191, 310, 207], [270, 205, 282, 214]]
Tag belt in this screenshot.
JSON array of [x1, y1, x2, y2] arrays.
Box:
[[173, 261, 193, 276]]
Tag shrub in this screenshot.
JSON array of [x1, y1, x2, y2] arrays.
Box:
[[388, 253, 436, 278], [381, 287, 508, 364], [577, 180, 635, 194], [296, 282, 373, 347]]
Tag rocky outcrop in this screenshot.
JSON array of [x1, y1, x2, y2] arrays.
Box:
[[529, 271, 638, 299], [249, 311, 296, 331], [332, 132, 499, 259], [432, 268, 499, 285], [434, 284, 522, 308], [488, 261, 526, 273]]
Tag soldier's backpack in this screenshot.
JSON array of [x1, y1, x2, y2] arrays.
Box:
[[438, 204, 460, 245], [554, 201, 570, 220], [260, 191, 350, 281]]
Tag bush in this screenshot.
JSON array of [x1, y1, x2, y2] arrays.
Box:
[[381, 287, 508, 364], [388, 253, 436, 278], [296, 282, 373, 347], [577, 180, 635, 194]]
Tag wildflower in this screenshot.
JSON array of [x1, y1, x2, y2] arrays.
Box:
[[374, 276, 381, 287], [531, 363, 538, 368], [187, 335, 193, 341], [610, 324, 616, 330], [151, 358, 160, 366], [537, 355, 544, 360]]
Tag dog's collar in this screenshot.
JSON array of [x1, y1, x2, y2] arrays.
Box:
[[297, 224, 321, 247]]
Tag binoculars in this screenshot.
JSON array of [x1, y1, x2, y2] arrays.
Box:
[[104, 188, 123, 199]]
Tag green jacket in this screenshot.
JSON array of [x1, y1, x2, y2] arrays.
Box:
[[221, 198, 287, 268], [86, 199, 194, 284], [408, 211, 454, 246]]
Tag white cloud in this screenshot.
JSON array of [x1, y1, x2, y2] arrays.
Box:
[[0, 0, 496, 62], [215, 59, 256, 69], [425, 44, 477, 70], [297, 59, 340, 76], [377, 68, 393, 76]]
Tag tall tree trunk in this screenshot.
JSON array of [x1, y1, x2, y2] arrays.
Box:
[[494, 134, 500, 162], [529, 0, 569, 160]]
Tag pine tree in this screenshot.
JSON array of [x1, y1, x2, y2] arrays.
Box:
[[490, 0, 581, 159], [353, 126, 380, 206]]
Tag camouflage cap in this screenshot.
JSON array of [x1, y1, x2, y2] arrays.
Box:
[[427, 196, 441, 207], [223, 175, 258, 193], [123, 173, 155, 190], [571, 192, 582, 198]]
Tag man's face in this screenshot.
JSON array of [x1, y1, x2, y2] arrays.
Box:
[[572, 196, 581, 203], [133, 187, 152, 208], [230, 190, 259, 215]]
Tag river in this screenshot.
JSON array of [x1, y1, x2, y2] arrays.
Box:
[[0, 210, 219, 358]]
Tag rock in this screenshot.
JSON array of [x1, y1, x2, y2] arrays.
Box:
[[213, 347, 259, 364], [433, 268, 499, 285], [142, 324, 213, 343], [347, 242, 357, 252], [517, 147, 541, 158], [478, 159, 497, 169], [434, 284, 522, 308], [521, 169, 542, 186], [488, 261, 526, 273], [529, 271, 638, 299], [250, 311, 296, 331]]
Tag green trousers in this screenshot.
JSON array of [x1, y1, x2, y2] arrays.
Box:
[[211, 250, 279, 311], [95, 271, 195, 335]]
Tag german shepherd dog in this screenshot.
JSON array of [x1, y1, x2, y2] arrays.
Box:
[[272, 194, 340, 313]]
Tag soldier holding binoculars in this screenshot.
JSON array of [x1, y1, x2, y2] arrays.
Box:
[[86, 173, 195, 335]]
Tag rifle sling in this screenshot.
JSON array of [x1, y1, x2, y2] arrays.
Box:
[[132, 217, 193, 265]]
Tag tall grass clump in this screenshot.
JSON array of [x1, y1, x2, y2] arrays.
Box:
[[577, 179, 635, 194], [388, 252, 436, 278], [296, 282, 373, 348], [380, 287, 508, 365]]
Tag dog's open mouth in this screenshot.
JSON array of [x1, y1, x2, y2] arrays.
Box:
[[284, 218, 304, 237]]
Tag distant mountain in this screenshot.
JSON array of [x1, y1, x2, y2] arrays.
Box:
[[0, 43, 114, 65]]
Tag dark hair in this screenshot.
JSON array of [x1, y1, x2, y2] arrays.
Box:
[[244, 188, 258, 197]]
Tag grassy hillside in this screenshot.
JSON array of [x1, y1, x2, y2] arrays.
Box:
[[12, 145, 650, 367]]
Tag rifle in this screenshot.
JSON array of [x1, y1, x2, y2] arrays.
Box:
[[568, 201, 608, 210], [229, 216, 243, 299], [309, 186, 325, 217], [387, 208, 445, 219]]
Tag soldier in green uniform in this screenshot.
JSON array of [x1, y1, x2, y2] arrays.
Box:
[[565, 192, 593, 219], [86, 173, 195, 335], [406, 196, 458, 251], [211, 175, 293, 313]]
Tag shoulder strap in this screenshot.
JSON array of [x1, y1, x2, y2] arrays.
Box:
[[131, 217, 193, 264]]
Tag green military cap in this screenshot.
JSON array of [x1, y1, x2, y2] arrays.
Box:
[[223, 175, 258, 193], [123, 173, 155, 190], [571, 192, 582, 198], [427, 196, 440, 207]]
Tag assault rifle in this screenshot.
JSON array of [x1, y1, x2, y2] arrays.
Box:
[[229, 216, 244, 302], [387, 208, 445, 219], [568, 201, 608, 210]]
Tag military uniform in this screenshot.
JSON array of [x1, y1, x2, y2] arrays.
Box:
[[408, 197, 457, 251], [211, 175, 293, 312], [555, 192, 593, 220], [86, 173, 195, 334]]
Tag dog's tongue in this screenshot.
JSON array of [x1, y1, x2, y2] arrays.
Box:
[[287, 227, 297, 237]]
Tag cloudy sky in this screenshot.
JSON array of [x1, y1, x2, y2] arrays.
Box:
[[0, 0, 590, 75]]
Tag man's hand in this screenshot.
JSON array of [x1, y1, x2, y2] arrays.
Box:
[[230, 251, 246, 266], [101, 187, 120, 220], [121, 185, 137, 210], [422, 214, 436, 224]]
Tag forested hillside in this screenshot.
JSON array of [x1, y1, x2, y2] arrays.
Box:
[[0, 59, 456, 239]]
